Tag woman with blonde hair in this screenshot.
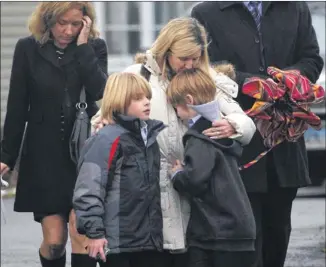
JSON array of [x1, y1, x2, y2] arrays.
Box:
[[0, 2, 108, 267], [92, 17, 256, 266]]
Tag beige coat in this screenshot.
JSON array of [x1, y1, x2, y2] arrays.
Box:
[[91, 50, 256, 251]]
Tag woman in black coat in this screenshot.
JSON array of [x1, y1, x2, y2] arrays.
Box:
[[0, 2, 108, 267]]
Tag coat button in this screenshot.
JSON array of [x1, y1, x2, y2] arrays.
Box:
[[259, 66, 264, 72], [255, 38, 260, 44]]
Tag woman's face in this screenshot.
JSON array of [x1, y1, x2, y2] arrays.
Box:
[[51, 8, 84, 48], [167, 50, 202, 73]]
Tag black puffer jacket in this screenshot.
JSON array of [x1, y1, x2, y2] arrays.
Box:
[[73, 114, 165, 253]]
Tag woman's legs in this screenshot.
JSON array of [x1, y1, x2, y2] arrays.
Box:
[[187, 247, 212, 267], [39, 214, 68, 267], [161, 251, 189, 267], [212, 250, 255, 267], [69, 209, 97, 267]]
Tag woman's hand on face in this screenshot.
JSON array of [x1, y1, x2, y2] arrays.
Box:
[[87, 238, 108, 262], [77, 16, 92, 46], [0, 162, 9, 176], [202, 119, 236, 139]]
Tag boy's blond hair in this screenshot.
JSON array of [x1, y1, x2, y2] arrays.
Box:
[[101, 73, 152, 123], [167, 68, 216, 106]]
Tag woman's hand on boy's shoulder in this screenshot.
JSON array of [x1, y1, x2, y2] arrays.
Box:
[[91, 115, 112, 134], [203, 119, 236, 139]]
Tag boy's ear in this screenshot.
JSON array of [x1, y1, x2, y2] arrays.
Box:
[[185, 94, 194, 105]]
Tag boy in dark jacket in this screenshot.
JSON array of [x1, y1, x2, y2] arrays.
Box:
[[73, 73, 166, 267], [166, 68, 256, 267]]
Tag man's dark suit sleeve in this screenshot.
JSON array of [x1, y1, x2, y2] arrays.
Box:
[[284, 2, 324, 83], [172, 138, 217, 197]]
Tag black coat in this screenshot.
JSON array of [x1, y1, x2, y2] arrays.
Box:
[[1, 36, 108, 213], [192, 1, 324, 192]]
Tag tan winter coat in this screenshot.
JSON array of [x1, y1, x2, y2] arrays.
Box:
[[91, 50, 256, 251]]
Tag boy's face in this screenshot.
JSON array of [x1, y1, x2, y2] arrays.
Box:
[[126, 95, 151, 120], [175, 104, 197, 120]]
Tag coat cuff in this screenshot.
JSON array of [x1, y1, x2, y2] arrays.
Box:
[[223, 113, 256, 145], [86, 228, 106, 239], [0, 151, 15, 170]]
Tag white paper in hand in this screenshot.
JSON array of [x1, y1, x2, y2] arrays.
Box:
[[188, 100, 221, 122]]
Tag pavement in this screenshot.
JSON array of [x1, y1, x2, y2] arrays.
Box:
[[284, 197, 325, 267], [1, 192, 325, 267]]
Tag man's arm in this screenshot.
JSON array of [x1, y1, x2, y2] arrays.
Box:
[[284, 2, 324, 83]]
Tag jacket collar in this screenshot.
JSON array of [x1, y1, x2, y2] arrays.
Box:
[[218, 1, 239, 10], [219, 1, 272, 15], [143, 50, 162, 77], [185, 117, 242, 158], [114, 113, 166, 145], [36, 39, 78, 69], [185, 117, 234, 147]]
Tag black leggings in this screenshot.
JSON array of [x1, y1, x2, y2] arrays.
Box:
[[99, 250, 189, 267], [99, 251, 167, 267], [188, 247, 255, 267]]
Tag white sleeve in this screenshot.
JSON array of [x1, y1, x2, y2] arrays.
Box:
[[213, 72, 256, 145]]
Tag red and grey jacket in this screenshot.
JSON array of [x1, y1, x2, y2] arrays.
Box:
[[73, 113, 165, 253]]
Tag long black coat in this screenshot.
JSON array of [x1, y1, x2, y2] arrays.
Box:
[[192, 1, 324, 192], [1, 36, 108, 213]]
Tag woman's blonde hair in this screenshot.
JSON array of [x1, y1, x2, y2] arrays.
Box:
[[135, 17, 210, 78], [101, 73, 152, 123], [167, 68, 216, 106], [28, 2, 99, 44]]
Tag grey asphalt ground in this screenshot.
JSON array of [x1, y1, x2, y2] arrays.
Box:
[[1, 190, 325, 267]]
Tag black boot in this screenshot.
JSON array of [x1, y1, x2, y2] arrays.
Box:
[[71, 253, 97, 267], [39, 250, 66, 267]]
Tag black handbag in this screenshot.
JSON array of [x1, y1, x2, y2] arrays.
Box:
[[69, 87, 91, 164]]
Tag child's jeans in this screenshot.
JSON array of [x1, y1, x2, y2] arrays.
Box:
[[99, 251, 167, 267], [188, 247, 255, 267]]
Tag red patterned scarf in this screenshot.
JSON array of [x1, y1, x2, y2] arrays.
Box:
[[239, 67, 325, 170]]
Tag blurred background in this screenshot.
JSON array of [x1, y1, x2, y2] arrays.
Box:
[[0, 1, 325, 188], [0, 3, 325, 266]]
